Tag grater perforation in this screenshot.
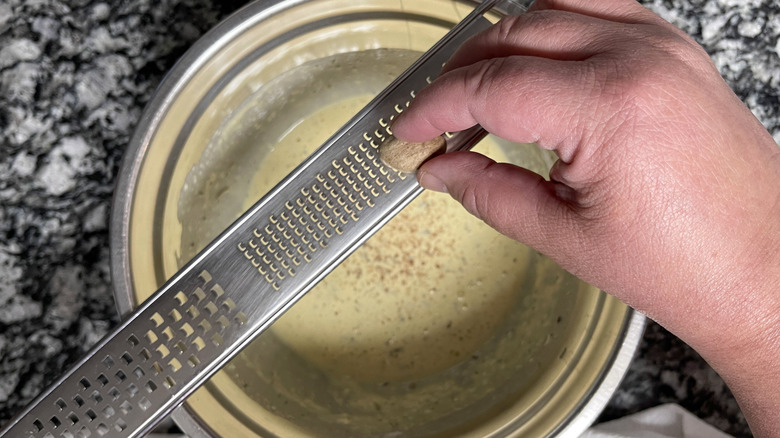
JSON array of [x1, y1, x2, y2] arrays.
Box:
[[237, 115, 410, 293], [0, 1, 525, 437]]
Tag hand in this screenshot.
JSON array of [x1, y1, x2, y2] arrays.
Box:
[[391, 0, 780, 435]]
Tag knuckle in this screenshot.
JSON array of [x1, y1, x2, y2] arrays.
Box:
[[493, 9, 574, 45], [452, 160, 497, 222], [598, 28, 714, 94], [493, 15, 523, 42], [516, 9, 564, 33], [458, 182, 484, 219], [467, 57, 509, 102]]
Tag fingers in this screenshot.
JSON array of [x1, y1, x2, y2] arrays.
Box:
[[441, 11, 625, 74], [391, 55, 595, 162], [440, 0, 668, 75], [391, 5, 652, 161], [417, 151, 579, 255], [529, 0, 667, 26]]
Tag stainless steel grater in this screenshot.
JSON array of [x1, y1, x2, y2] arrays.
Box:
[[1, 1, 532, 437]]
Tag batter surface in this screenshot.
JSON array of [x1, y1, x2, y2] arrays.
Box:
[[167, 45, 608, 438], [246, 96, 531, 381]]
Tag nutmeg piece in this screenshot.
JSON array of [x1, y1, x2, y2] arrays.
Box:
[[379, 135, 446, 173]]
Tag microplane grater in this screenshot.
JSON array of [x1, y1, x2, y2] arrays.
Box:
[[0, 1, 529, 437]]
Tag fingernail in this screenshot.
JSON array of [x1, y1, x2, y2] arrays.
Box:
[[418, 168, 448, 193]]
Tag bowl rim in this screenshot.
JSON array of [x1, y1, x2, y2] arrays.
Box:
[[109, 0, 647, 436], [110, 0, 307, 318]]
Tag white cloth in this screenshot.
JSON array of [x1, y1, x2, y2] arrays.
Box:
[[582, 404, 734, 438]]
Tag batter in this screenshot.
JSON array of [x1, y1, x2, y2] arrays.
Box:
[[245, 96, 532, 382]]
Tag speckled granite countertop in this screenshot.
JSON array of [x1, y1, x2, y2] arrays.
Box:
[[0, 0, 777, 437]]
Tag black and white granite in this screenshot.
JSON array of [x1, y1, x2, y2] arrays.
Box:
[[0, 0, 777, 437]]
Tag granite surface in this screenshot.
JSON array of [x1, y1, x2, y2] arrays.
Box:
[[0, 0, 777, 437]]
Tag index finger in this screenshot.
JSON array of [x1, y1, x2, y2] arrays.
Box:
[[528, 0, 667, 25], [390, 55, 599, 164], [440, 0, 668, 75]]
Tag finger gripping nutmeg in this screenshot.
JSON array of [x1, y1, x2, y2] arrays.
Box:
[[379, 135, 447, 172]]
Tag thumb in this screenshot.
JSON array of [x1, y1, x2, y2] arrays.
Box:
[[417, 150, 581, 257]]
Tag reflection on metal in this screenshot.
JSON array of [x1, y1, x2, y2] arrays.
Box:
[[0, 2, 501, 437]]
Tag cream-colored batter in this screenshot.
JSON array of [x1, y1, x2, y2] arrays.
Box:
[[184, 50, 583, 436], [157, 36, 617, 437], [245, 96, 532, 382]]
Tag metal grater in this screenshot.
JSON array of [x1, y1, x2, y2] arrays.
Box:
[[1, 1, 530, 437]]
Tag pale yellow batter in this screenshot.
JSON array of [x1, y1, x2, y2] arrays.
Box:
[[162, 43, 611, 437], [245, 96, 532, 382]]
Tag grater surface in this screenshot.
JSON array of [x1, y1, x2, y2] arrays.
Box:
[[0, 1, 520, 437]]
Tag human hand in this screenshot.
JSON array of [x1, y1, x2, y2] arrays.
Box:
[[391, 0, 780, 435]]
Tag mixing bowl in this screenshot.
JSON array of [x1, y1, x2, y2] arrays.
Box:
[[110, 0, 645, 436]]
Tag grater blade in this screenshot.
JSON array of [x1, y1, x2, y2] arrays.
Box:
[[0, 1, 526, 437]]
